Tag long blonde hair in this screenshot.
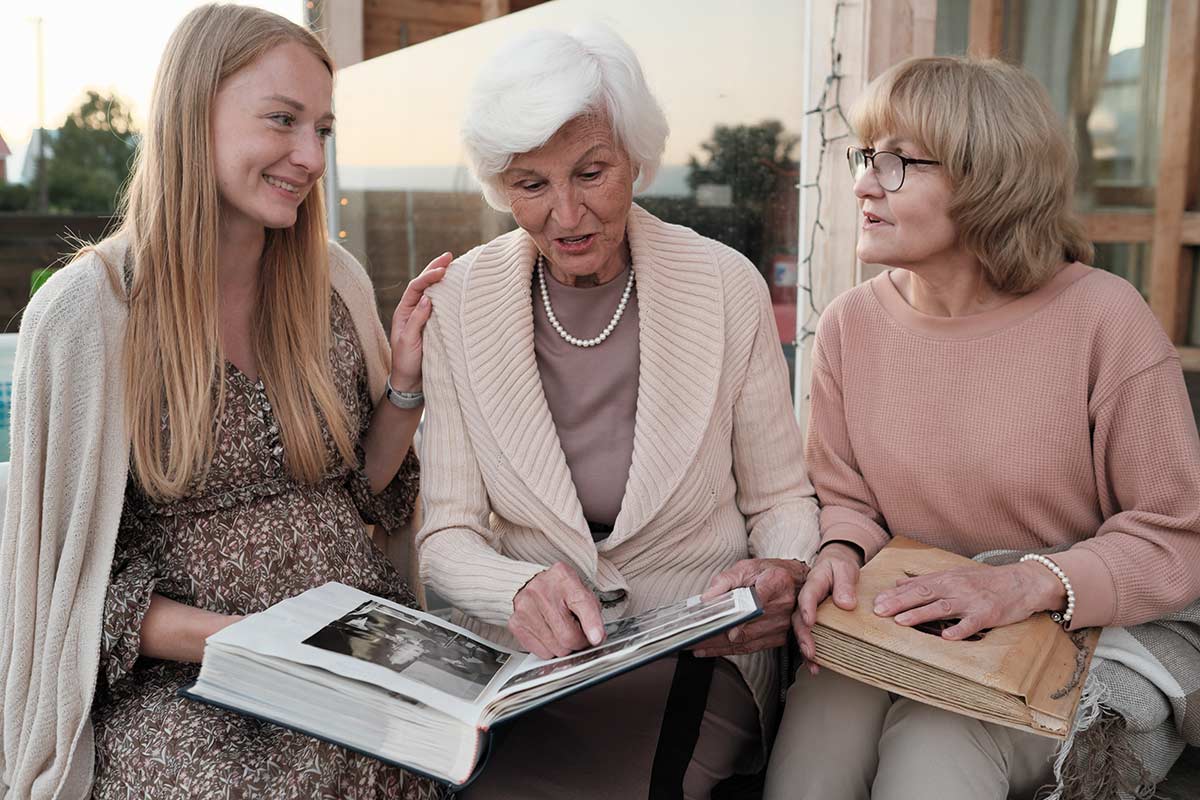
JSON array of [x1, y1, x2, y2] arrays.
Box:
[[852, 57, 1093, 294], [110, 3, 355, 500]]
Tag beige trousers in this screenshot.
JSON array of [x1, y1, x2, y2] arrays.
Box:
[[763, 669, 1058, 800]]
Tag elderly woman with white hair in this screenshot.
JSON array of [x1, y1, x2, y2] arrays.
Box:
[[416, 24, 820, 799]]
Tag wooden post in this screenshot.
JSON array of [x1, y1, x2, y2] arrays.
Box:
[[1148, 0, 1200, 342], [795, 0, 937, 429], [867, 0, 938, 80], [481, 0, 510, 20], [967, 0, 1004, 57]]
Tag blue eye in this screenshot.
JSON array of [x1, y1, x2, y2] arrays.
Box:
[[269, 113, 295, 127]]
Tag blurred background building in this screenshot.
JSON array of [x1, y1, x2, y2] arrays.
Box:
[[1, 0, 1198, 446]]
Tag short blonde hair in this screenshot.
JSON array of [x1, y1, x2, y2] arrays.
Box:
[[852, 57, 1093, 294]]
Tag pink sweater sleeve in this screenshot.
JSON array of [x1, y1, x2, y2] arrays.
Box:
[[804, 316, 891, 562], [1053, 356, 1200, 629]]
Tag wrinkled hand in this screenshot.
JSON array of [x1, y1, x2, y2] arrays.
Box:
[[871, 561, 1065, 641], [691, 558, 810, 657], [388, 252, 454, 393], [509, 562, 606, 660], [791, 542, 863, 675]]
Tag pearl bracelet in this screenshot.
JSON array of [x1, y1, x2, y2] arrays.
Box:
[[1018, 553, 1075, 627]]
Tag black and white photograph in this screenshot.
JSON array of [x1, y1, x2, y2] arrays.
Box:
[[501, 593, 742, 693], [602, 593, 737, 639], [303, 601, 509, 702]]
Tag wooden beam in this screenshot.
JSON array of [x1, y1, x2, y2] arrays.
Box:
[[481, 0, 510, 20], [1083, 211, 1155, 243], [967, 0, 1004, 57], [363, 0, 481, 27], [1148, 0, 1200, 342], [1178, 346, 1200, 372], [1184, 213, 1200, 246], [866, 0, 937, 80]]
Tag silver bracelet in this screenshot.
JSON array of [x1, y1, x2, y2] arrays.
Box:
[[1019, 553, 1075, 627], [384, 376, 424, 410]]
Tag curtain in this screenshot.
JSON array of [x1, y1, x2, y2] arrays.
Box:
[[1069, 0, 1118, 209]]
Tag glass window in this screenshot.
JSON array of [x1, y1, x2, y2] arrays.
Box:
[[1188, 248, 1200, 348], [1093, 242, 1149, 298], [330, 0, 802, 377], [934, 0, 970, 55], [1003, 0, 1167, 210]]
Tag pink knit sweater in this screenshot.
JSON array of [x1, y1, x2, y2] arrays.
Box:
[[807, 262, 1200, 630]]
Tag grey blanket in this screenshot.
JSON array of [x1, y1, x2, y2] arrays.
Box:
[[977, 550, 1200, 799]]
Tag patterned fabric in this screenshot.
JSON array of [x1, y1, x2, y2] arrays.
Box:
[[1047, 604, 1200, 800], [978, 550, 1200, 799], [90, 292, 445, 800]]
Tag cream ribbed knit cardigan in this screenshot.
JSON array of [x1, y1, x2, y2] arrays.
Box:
[[417, 205, 821, 753], [0, 237, 393, 799]]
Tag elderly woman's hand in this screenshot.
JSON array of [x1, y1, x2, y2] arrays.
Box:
[[871, 561, 1067, 641], [509, 562, 606, 660], [791, 542, 863, 675], [388, 251, 453, 393], [690, 559, 810, 657]]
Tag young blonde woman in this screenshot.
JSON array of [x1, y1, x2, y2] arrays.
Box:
[[0, 5, 447, 798]]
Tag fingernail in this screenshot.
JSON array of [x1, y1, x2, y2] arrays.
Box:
[[728, 629, 741, 642], [420, 296, 431, 306], [873, 602, 885, 614], [442, 251, 451, 257], [587, 627, 602, 645], [800, 643, 812, 659]]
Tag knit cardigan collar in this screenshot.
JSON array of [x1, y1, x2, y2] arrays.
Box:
[[458, 204, 725, 551]]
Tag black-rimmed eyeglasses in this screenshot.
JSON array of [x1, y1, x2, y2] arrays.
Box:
[[847, 147, 941, 192]]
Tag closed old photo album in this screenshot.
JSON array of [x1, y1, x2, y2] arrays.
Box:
[[811, 536, 1099, 739]]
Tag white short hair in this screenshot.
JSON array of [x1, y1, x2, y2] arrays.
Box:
[[461, 23, 669, 211]]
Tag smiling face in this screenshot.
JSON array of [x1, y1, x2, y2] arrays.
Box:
[[211, 41, 333, 238], [854, 135, 962, 270], [502, 115, 635, 284]]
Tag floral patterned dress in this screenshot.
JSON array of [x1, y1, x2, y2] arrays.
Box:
[[90, 293, 446, 800]]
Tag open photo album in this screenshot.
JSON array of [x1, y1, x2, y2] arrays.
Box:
[[181, 581, 761, 787]]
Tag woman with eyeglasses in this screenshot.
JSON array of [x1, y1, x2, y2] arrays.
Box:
[[765, 57, 1200, 799]]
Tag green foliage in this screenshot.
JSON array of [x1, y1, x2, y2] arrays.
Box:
[[643, 120, 797, 271], [0, 183, 31, 212], [686, 120, 798, 213], [45, 91, 138, 214]]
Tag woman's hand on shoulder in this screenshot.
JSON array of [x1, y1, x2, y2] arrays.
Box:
[[792, 542, 863, 674], [690, 558, 810, 657], [388, 251, 453, 392], [871, 560, 1066, 642], [509, 562, 606, 660]]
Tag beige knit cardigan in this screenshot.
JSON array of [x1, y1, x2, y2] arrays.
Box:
[[0, 237, 393, 799], [416, 205, 821, 754]]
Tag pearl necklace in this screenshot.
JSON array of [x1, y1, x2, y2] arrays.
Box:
[[536, 253, 635, 348]]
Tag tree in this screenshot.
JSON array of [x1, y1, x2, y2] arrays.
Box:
[[46, 91, 138, 214], [0, 183, 31, 212], [640, 120, 798, 271], [685, 120, 798, 214]]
